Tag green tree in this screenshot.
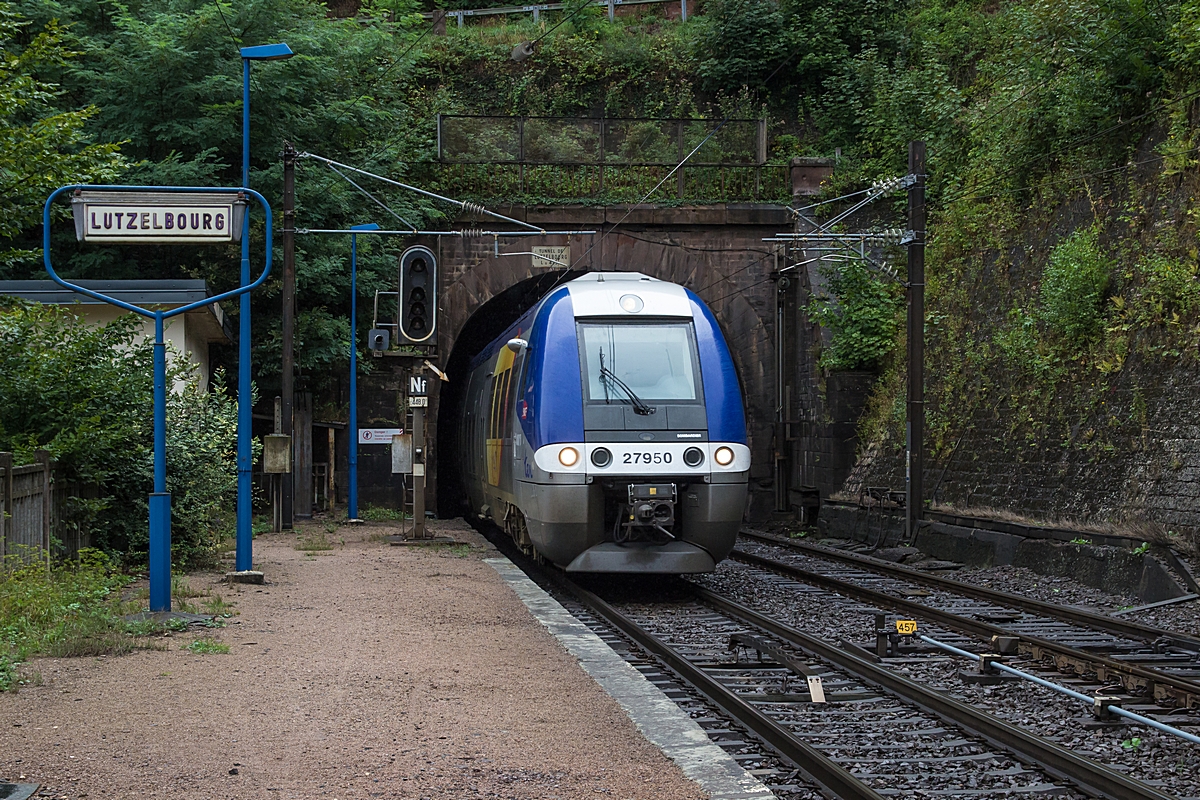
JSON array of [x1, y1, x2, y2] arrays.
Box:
[[0, 3, 124, 267]]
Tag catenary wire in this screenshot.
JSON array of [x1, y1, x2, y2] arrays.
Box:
[[325, 162, 420, 232]]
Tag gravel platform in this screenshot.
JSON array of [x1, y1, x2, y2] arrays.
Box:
[[0, 519, 706, 800]]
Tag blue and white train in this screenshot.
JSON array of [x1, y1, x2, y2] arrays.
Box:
[[458, 272, 749, 572]]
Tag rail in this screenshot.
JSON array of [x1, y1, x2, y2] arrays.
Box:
[[741, 530, 1200, 650], [730, 546, 1200, 708], [559, 576, 886, 800], [696, 587, 1179, 800], [919, 633, 1200, 746]]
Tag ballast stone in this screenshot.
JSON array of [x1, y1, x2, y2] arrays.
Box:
[[485, 556, 776, 800]]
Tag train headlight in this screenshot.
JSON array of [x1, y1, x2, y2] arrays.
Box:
[[683, 447, 704, 467], [590, 447, 612, 468], [713, 446, 735, 467], [619, 294, 644, 313], [558, 446, 580, 467]]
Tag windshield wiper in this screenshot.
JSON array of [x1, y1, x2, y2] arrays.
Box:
[[600, 367, 656, 416]]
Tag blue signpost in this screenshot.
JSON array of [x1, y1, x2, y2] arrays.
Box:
[[347, 222, 381, 521], [43, 184, 273, 612]]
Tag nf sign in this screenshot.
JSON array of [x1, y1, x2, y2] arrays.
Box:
[[409, 375, 428, 396], [71, 191, 246, 244]]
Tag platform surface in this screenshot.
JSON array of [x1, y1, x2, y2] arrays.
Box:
[[0, 519, 731, 799]]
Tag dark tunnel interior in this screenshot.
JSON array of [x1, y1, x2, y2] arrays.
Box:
[[435, 270, 586, 518]]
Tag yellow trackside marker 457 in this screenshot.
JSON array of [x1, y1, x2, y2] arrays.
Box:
[[896, 619, 918, 636]]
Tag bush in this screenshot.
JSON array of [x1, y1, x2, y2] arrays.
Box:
[[0, 302, 239, 566], [1039, 227, 1110, 344], [808, 260, 904, 371]]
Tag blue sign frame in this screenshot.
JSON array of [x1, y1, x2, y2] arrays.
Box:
[[43, 184, 273, 612]]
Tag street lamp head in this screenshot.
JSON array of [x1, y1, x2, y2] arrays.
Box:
[[351, 223, 382, 232], [240, 42, 294, 61]]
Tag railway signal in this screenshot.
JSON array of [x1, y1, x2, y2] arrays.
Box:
[[399, 245, 437, 344]]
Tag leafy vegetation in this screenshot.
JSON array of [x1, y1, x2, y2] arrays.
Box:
[[0, 549, 131, 690], [1, 0, 1199, 533], [1039, 228, 1111, 346], [1, 548, 239, 689], [0, 3, 123, 267], [0, 302, 240, 566], [185, 636, 229, 654], [807, 260, 904, 371], [360, 504, 409, 521]]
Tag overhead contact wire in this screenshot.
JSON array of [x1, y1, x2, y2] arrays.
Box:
[[300, 152, 545, 232], [326, 162, 419, 233]]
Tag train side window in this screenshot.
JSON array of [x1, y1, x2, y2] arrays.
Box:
[[498, 370, 512, 437], [511, 349, 528, 422], [489, 374, 501, 438]]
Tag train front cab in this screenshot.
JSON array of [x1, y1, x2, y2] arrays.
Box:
[[514, 273, 749, 573]]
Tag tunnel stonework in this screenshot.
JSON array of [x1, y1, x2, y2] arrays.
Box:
[[357, 203, 792, 520]]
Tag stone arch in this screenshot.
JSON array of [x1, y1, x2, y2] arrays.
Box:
[[428, 226, 778, 517]]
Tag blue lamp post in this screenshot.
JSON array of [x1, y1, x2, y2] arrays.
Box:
[[348, 222, 381, 521], [236, 42, 294, 572]]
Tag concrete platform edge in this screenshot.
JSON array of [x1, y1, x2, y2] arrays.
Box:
[[484, 557, 775, 800]]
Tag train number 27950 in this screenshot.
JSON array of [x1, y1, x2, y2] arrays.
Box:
[[623, 451, 672, 464]]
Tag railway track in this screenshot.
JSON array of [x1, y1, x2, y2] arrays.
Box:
[[552, 573, 1183, 800], [734, 531, 1200, 711]]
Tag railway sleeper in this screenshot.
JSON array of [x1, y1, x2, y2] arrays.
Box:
[[1026, 643, 1198, 708]]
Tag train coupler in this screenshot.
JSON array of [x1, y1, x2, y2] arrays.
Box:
[[615, 484, 677, 542]]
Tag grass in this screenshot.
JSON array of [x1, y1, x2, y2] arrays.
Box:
[[1, 548, 241, 691], [202, 593, 237, 617], [0, 549, 134, 691], [428, 543, 472, 558], [295, 529, 334, 552], [186, 637, 229, 655], [359, 505, 410, 521]]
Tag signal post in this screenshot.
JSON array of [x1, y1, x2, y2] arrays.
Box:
[[407, 373, 429, 538], [394, 245, 439, 540]]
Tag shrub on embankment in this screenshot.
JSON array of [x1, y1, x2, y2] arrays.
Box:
[[837, 0, 1200, 544], [0, 302, 240, 567]]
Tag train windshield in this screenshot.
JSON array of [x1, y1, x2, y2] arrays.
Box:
[[578, 322, 700, 402]]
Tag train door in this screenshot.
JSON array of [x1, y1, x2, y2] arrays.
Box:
[[486, 347, 517, 487]]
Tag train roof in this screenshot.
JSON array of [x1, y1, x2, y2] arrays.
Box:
[[466, 272, 698, 371], [565, 272, 692, 318]]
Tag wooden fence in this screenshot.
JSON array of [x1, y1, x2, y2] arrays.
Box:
[[0, 451, 95, 565]]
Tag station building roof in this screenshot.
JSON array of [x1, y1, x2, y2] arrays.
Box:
[[0, 279, 233, 343]]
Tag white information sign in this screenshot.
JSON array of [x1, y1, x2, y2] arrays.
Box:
[[532, 246, 569, 269], [359, 427, 404, 444], [71, 191, 245, 244]]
